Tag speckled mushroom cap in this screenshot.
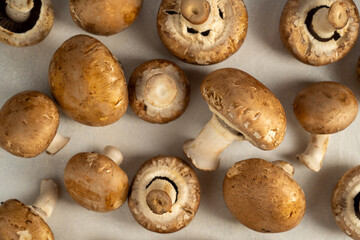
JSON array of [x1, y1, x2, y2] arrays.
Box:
[[69, 0, 143, 36], [128, 59, 190, 123], [280, 0, 359, 66], [293, 81, 358, 134], [49, 34, 128, 126], [223, 158, 306, 233], [128, 156, 200, 233], [201, 68, 286, 150], [0, 0, 54, 47], [64, 152, 129, 212], [0, 199, 54, 240], [0, 91, 59, 158], [157, 0, 248, 65]]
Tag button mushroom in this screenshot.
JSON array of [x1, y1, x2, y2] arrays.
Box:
[[223, 158, 306, 233], [69, 0, 143, 36], [0, 90, 69, 158], [294, 81, 358, 172], [0, 0, 54, 47], [0, 179, 59, 239], [128, 59, 190, 124], [49, 34, 128, 127], [64, 146, 129, 212], [157, 0, 248, 65], [128, 156, 200, 233], [280, 0, 359, 66], [183, 68, 286, 171]]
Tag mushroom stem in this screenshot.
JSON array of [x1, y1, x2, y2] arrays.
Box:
[[146, 178, 177, 214], [31, 179, 59, 219], [273, 160, 294, 177], [297, 133, 330, 172], [144, 73, 178, 108], [183, 114, 244, 171], [5, 0, 34, 23], [102, 145, 123, 165], [46, 133, 70, 156], [180, 0, 210, 25]]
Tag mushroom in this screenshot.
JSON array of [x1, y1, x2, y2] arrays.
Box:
[[0, 179, 59, 239], [64, 146, 129, 212], [223, 158, 306, 233], [183, 68, 286, 171], [280, 0, 359, 66], [293, 81, 358, 172], [128, 156, 200, 233], [0, 0, 54, 47], [0, 90, 69, 158], [157, 0, 248, 65], [128, 59, 190, 124], [49, 34, 128, 127], [69, 0, 143, 36]]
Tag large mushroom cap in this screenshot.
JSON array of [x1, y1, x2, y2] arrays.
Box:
[[0, 90, 59, 158], [223, 158, 306, 233], [157, 0, 248, 65], [0, 199, 54, 239], [64, 152, 129, 212], [293, 81, 358, 134], [201, 68, 286, 150], [49, 34, 128, 127]]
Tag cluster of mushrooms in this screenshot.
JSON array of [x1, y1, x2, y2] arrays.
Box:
[[1, 0, 360, 238]]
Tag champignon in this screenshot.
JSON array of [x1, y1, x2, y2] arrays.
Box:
[[0, 179, 59, 239], [280, 0, 359, 66], [157, 0, 248, 65], [49, 34, 128, 127], [128, 59, 190, 124], [293, 81, 358, 172], [128, 156, 200, 233], [64, 146, 129, 212], [69, 0, 143, 36], [223, 158, 306, 233], [183, 68, 286, 171], [0, 90, 69, 158]]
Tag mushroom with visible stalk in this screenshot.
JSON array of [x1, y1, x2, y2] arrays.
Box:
[[280, 0, 359, 66], [183, 68, 286, 171], [0, 90, 69, 158], [69, 0, 143, 36], [49, 34, 128, 127], [128, 59, 190, 124], [64, 146, 129, 212], [128, 156, 200, 233], [0, 0, 54, 47], [223, 158, 306, 233], [157, 0, 248, 65], [0, 179, 59, 239], [294, 81, 358, 172]]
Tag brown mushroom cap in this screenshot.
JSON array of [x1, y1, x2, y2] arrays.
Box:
[[223, 158, 306, 233], [49, 34, 128, 127], [64, 152, 129, 212], [128, 59, 190, 124], [0, 90, 59, 158], [293, 81, 358, 134], [201, 68, 286, 150], [128, 156, 200, 233], [69, 0, 143, 36], [157, 0, 248, 65], [0, 199, 54, 240]]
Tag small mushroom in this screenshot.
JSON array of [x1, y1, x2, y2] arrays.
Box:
[[0, 0, 54, 47], [69, 0, 143, 36], [157, 0, 248, 65], [0, 179, 59, 239], [128, 156, 200, 233], [280, 0, 359, 66], [64, 146, 129, 212], [183, 68, 286, 171], [294, 81, 358, 172], [49, 34, 128, 127], [0, 90, 69, 158], [223, 158, 306, 233], [128, 59, 190, 124]]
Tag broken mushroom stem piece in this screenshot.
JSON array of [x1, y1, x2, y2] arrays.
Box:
[[31, 179, 59, 219], [146, 179, 177, 215], [101, 145, 123, 165], [5, 0, 34, 23], [180, 0, 210, 25], [46, 133, 70, 156]]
